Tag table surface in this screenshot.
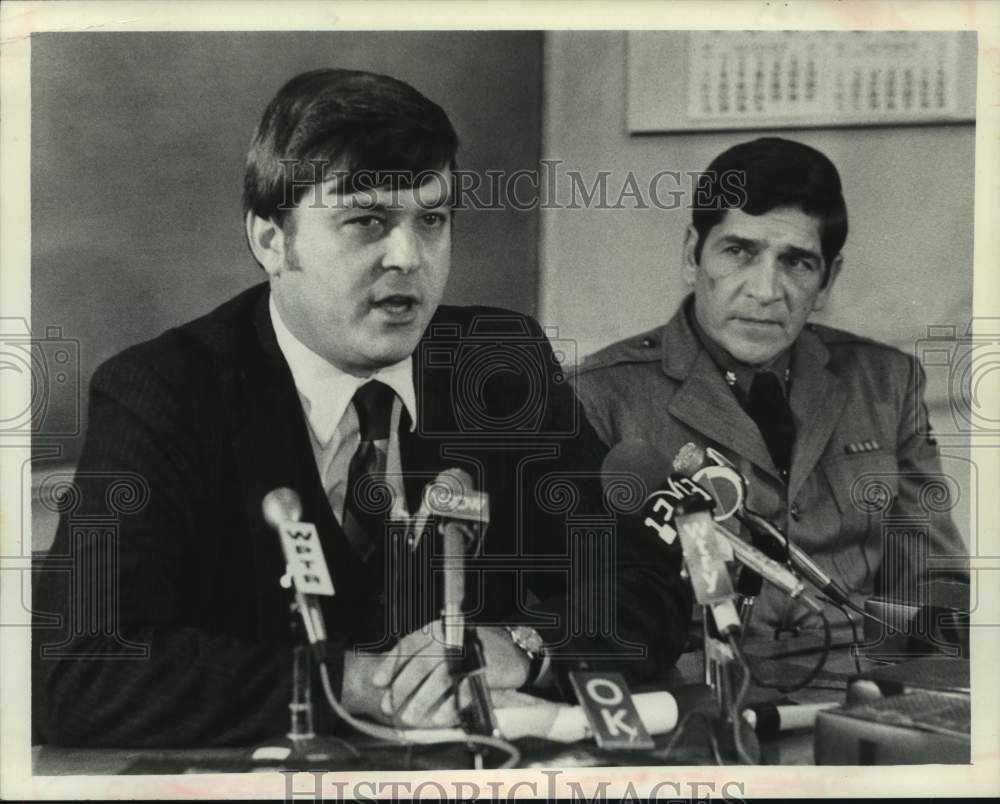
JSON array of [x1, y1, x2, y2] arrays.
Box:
[[31, 627, 883, 774]]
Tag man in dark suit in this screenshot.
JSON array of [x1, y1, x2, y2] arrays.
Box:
[[574, 137, 968, 633], [36, 69, 690, 746]]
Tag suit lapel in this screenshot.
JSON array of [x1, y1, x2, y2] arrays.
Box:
[[662, 302, 779, 480], [402, 329, 460, 513], [787, 327, 848, 501], [230, 291, 360, 613]]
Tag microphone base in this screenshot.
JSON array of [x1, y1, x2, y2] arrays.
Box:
[[249, 733, 360, 768]]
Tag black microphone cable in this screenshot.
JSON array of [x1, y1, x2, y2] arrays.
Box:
[[823, 596, 864, 675], [745, 607, 833, 694]]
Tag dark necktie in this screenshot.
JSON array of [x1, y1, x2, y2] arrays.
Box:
[[737, 371, 796, 599], [745, 371, 796, 482], [342, 380, 395, 562]]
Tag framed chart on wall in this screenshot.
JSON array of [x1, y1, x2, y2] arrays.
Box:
[[627, 31, 977, 133]]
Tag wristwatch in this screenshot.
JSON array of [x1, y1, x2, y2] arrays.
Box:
[[505, 625, 548, 687]]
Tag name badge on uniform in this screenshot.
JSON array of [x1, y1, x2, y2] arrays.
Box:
[[844, 439, 882, 455]]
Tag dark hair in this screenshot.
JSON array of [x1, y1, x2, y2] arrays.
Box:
[[691, 137, 847, 284], [243, 69, 459, 225]]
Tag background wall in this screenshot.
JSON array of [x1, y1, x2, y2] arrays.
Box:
[[31, 31, 543, 463], [539, 31, 976, 543]]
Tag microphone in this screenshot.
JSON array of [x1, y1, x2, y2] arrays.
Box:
[[712, 522, 822, 614], [669, 445, 823, 614], [424, 469, 497, 738], [424, 468, 489, 650], [673, 443, 856, 612], [674, 444, 765, 599], [673, 488, 742, 635], [263, 488, 335, 662], [600, 439, 717, 548], [601, 440, 740, 635], [740, 507, 855, 609]]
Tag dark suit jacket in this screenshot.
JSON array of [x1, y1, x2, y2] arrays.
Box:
[[574, 297, 968, 630], [36, 283, 690, 747]]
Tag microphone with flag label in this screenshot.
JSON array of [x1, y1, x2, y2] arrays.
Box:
[[673, 443, 856, 613], [671, 445, 825, 614], [674, 443, 767, 601], [257, 487, 352, 764], [263, 487, 335, 662], [423, 468, 498, 739], [601, 440, 741, 636], [423, 468, 489, 651], [671, 482, 742, 635], [603, 441, 824, 617], [603, 440, 772, 763]]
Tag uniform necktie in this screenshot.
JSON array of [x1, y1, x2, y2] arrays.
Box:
[[342, 380, 395, 562], [746, 370, 796, 482], [736, 371, 796, 599]]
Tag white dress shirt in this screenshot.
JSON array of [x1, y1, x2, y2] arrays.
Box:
[[269, 296, 417, 524]]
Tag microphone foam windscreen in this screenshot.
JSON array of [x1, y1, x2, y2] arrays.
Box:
[[600, 438, 669, 494]]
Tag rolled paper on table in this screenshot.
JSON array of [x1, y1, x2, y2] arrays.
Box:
[[494, 690, 679, 743], [375, 690, 679, 745]]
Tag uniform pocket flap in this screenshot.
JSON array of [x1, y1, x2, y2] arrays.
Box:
[[822, 453, 900, 517]]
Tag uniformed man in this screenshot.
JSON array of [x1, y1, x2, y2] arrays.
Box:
[[573, 137, 968, 632]]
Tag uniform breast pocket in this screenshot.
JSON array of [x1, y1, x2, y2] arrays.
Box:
[[821, 453, 900, 593]]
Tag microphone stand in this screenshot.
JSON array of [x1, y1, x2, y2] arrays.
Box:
[[448, 625, 499, 769], [249, 601, 359, 768], [705, 531, 763, 763], [671, 489, 759, 765], [735, 561, 764, 640], [701, 605, 733, 713], [441, 521, 498, 769], [737, 597, 757, 636], [701, 606, 760, 765]]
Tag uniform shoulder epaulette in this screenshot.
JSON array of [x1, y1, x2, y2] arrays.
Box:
[[575, 327, 663, 375]]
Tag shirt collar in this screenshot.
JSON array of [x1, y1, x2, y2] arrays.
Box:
[[685, 298, 792, 399], [269, 294, 418, 446]]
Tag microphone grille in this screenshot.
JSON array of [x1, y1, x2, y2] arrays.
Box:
[[262, 487, 303, 528], [672, 442, 705, 476]]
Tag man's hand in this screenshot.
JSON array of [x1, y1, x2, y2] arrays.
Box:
[[340, 619, 530, 728]]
